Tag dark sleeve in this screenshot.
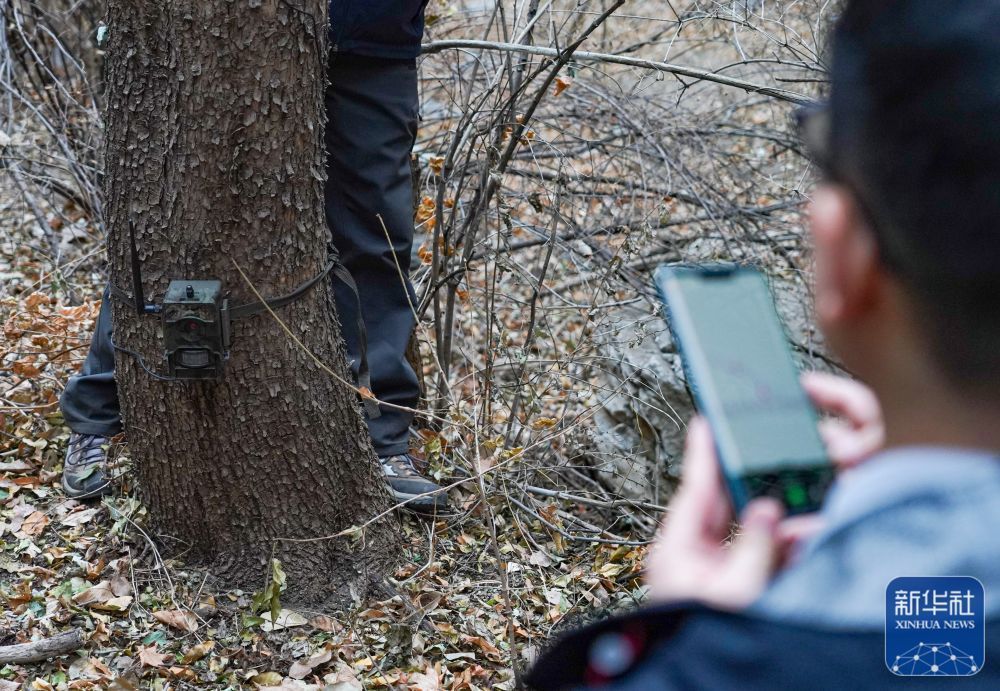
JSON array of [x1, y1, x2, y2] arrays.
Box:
[[525, 603, 700, 690], [527, 605, 1000, 691], [527, 605, 746, 691]]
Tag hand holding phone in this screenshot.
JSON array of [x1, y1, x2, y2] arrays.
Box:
[[801, 371, 885, 468], [644, 416, 787, 609], [654, 264, 835, 515], [644, 374, 885, 609], [644, 263, 882, 608]]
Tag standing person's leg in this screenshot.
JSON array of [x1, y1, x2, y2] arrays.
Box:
[[324, 53, 446, 510], [59, 287, 121, 497], [325, 53, 418, 456]]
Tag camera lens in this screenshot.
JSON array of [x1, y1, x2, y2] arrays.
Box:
[[179, 318, 203, 343]]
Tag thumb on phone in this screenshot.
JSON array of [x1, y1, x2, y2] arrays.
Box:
[[711, 498, 785, 609]]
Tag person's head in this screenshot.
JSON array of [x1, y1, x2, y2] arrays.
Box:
[[805, 0, 1000, 414]]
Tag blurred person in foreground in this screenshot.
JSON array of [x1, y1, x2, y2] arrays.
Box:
[[528, 0, 1000, 688]]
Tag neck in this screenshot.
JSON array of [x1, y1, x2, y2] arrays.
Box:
[[852, 290, 1000, 453], [876, 373, 1000, 453]]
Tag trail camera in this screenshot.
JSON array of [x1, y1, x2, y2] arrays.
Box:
[[116, 218, 377, 416], [161, 280, 229, 379], [116, 220, 232, 381]]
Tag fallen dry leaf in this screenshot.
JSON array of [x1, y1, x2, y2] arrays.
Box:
[[110, 575, 132, 597], [181, 640, 214, 664], [249, 671, 283, 687], [5, 504, 33, 534], [168, 666, 198, 681], [308, 613, 342, 633], [73, 581, 114, 607], [462, 634, 501, 658], [288, 648, 332, 679], [18, 510, 49, 536], [68, 655, 111, 681], [137, 645, 168, 668], [12, 360, 42, 378], [0, 460, 33, 474], [69, 576, 130, 611], [407, 663, 441, 691], [93, 595, 133, 612], [25, 292, 52, 311], [89, 620, 110, 646], [152, 609, 199, 632], [529, 550, 553, 567], [260, 608, 307, 631], [322, 662, 363, 691], [60, 507, 99, 527], [531, 417, 559, 430]]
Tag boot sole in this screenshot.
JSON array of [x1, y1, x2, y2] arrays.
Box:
[[61, 475, 112, 500], [388, 486, 450, 513]]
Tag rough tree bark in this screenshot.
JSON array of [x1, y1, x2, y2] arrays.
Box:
[[103, 0, 400, 603]]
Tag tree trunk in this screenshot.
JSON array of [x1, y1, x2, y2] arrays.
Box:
[[103, 0, 400, 603]]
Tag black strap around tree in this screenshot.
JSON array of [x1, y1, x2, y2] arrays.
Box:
[[325, 260, 380, 419], [110, 252, 380, 418]]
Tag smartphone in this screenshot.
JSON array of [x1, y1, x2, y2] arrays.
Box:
[[654, 263, 834, 515]]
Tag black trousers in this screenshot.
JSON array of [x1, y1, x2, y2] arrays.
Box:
[[60, 53, 421, 457]]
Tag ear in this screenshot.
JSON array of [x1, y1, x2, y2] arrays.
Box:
[[809, 185, 881, 328]]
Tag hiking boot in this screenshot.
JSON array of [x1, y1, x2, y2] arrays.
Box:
[[380, 454, 449, 512], [62, 433, 112, 499]]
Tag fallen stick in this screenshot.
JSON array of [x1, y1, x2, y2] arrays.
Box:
[[0, 630, 85, 664]]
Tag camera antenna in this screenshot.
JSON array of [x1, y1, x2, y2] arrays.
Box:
[[128, 217, 157, 315]]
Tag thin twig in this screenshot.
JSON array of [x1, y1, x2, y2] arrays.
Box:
[[421, 39, 813, 105]]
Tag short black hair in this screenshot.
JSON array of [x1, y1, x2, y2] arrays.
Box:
[[829, 0, 1000, 394]]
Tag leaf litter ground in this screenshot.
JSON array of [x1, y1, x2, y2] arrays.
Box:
[[0, 194, 649, 690]]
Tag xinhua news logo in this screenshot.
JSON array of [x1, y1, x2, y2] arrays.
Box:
[[885, 576, 985, 677]]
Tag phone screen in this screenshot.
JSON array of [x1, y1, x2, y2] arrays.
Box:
[[656, 265, 832, 513]]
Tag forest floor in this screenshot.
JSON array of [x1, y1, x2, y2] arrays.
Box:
[[0, 193, 648, 690]]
